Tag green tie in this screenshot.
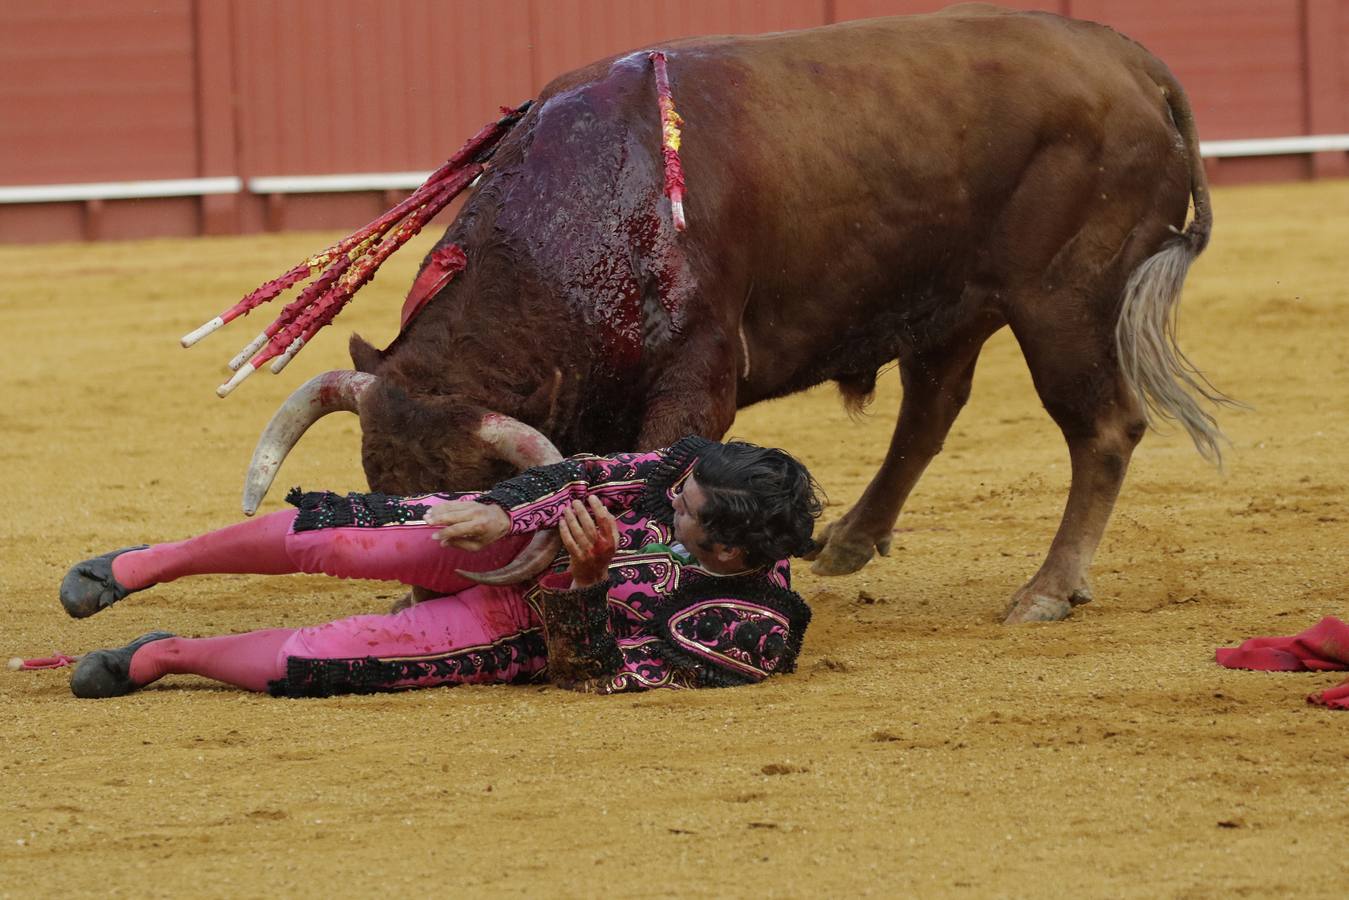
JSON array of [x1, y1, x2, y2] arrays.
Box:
[[637, 542, 693, 564]]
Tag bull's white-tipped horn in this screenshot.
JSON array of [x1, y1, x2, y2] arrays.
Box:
[[475, 413, 564, 470], [456, 530, 564, 586], [241, 370, 376, 515]]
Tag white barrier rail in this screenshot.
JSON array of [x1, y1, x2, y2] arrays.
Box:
[[0, 176, 242, 204], [248, 172, 430, 193], [1, 136, 1346, 204], [1200, 134, 1349, 158]]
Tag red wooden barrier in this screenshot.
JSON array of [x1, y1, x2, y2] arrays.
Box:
[[0, 0, 1345, 242]]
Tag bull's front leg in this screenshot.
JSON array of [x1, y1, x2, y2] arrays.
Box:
[[634, 337, 738, 448], [810, 348, 983, 576]]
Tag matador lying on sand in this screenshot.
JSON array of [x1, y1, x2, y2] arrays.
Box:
[[59, 438, 820, 698]]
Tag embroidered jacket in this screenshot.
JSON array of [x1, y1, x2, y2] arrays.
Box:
[[476, 436, 812, 693]]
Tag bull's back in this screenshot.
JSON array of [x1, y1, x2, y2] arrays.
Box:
[[642, 10, 1186, 400], [520, 10, 1189, 403]]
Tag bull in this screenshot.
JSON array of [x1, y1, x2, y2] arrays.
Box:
[[235, 5, 1228, 624]]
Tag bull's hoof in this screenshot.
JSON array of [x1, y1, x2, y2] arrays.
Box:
[[1001, 586, 1092, 625], [1002, 594, 1072, 624], [388, 585, 437, 614], [809, 528, 891, 577]]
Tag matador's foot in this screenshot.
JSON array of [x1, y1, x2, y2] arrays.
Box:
[[70, 632, 174, 699], [59, 545, 150, 619], [807, 520, 892, 577]]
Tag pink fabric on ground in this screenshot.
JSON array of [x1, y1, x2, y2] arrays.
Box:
[[112, 509, 300, 589], [1214, 616, 1349, 671], [1215, 616, 1349, 711], [129, 629, 295, 693], [279, 583, 541, 689], [1310, 678, 1349, 710]]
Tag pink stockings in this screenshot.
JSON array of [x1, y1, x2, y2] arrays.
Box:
[[129, 630, 294, 692], [112, 509, 299, 588]]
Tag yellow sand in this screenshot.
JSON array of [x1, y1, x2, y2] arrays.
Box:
[[1, 181, 1346, 897]]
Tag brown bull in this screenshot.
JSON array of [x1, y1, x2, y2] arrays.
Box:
[[244, 5, 1227, 623]]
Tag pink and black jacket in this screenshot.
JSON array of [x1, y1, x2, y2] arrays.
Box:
[[476, 436, 812, 693]]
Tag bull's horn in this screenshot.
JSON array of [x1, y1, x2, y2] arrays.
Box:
[[456, 530, 564, 586], [453, 412, 566, 584], [242, 370, 376, 515], [476, 412, 564, 469]]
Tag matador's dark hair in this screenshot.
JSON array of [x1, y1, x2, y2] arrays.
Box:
[[690, 441, 824, 568]]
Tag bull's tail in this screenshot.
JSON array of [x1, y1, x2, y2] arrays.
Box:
[[1115, 74, 1233, 464]]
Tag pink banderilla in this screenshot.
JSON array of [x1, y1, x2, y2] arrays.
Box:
[[8, 653, 80, 671], [182, 103, 531, 397], [649, 51, 687, 232]]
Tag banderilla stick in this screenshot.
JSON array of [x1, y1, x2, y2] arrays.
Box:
[[182, 102, 531, 394], [215, 163, 479, 396], [9, 653, 81, 671]]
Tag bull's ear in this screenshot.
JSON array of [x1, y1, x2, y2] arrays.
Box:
[[349, 333, 384, 373]]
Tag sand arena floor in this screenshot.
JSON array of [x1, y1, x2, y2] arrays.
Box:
[[1, 180, 1346, 897]]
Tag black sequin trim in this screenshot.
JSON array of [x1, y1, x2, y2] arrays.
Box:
[[649, 575, 812, 688], [634, 435, 713, 523], [474, 460, 587, 511], [266, 628, 547, 698], [286, 487, 430, 533]]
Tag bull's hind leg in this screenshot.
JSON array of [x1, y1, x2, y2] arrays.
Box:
[[811, 344, 986, 576], [1001, 302, 1148, 624]]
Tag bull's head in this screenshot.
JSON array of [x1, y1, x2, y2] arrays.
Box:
[[240, 368, 565, 584], [240, 369, 564, 514]]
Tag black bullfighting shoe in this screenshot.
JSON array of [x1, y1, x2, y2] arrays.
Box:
[[59, 545, 151, 619], [69, 632, 174, 699]]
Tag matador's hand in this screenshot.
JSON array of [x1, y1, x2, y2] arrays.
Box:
[[426, 501, 511, 550], [559, 496, 619, 588]]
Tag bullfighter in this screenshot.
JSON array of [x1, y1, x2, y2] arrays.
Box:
[[58, 438, 819, 698]]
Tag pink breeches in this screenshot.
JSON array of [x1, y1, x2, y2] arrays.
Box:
[[284, 518, 532, 594], [279, 519, 544, 690], [280, 583, 539, 681]]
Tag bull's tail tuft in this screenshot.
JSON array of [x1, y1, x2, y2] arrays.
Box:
[[1116, 68, 1233, 465], [1115, 236, 1233, 465]]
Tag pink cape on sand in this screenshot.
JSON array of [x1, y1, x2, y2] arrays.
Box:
[[1215, 616, 1349, 710]]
